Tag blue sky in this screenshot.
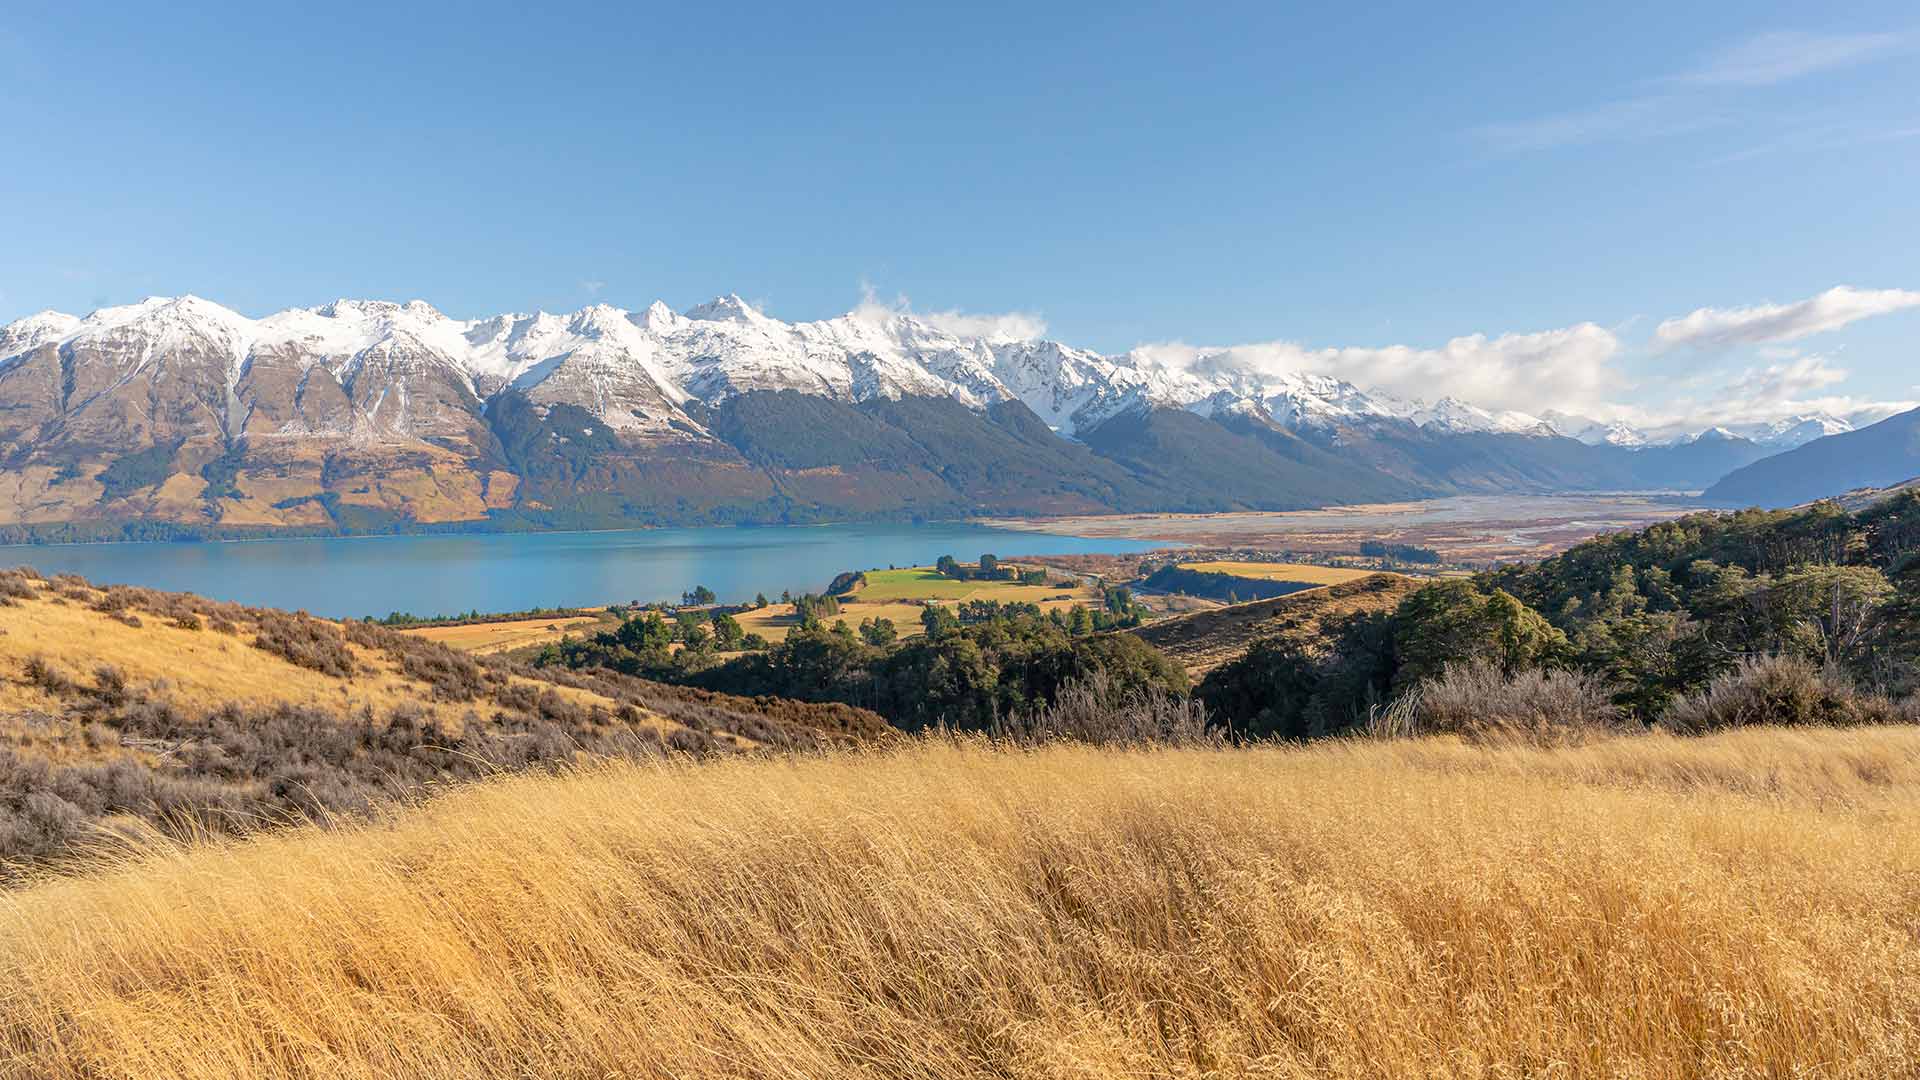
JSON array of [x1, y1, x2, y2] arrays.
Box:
[[1, 1, 1915, 429]]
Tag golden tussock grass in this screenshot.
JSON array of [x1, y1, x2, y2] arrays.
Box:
[[4, 728, 1920, 1078]]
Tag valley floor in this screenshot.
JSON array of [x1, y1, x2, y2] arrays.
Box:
[[981, 492, 1708, 560], [4, 727, 1918, 1078]]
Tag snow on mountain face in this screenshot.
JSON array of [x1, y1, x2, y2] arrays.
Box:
[[1743, 414, 1854, 449], [0, 294, 1573, 444], [1535, 410, 1855, 452], [1404, 397, 1555, 437]]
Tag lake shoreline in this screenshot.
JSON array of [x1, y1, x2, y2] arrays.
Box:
[[8, 521, 1164, 620]]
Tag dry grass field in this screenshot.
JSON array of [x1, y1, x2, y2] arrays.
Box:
[[0, 569, 892, 871], [1177, 560, 1382, 585], [0, 578, 607, 733], [4, 726, 1919, 1078], [735, 566, 1100, 642]]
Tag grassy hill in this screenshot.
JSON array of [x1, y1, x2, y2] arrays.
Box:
[[3, 730, 1918, 1077], [1128, 573, 1418, 675], [0, 568, 887, 870]]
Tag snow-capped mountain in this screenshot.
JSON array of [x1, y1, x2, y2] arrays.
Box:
[[0, 293, 1787, 532], [1734, 414, 1855, 449], [0, 293, 1574, 445], [1541, 411, 1649, 448], [1538, 409, 1855, 452], [1404, 397, 1554, 437]]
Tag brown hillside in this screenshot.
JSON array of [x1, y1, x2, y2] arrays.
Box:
[[1128, 573, 1417, 676], [0, 567, 888, 872]]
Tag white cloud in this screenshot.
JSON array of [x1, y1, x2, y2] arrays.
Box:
[[1476, 29, 1912, 155], [853, 284, 1046, 341], [1655, 286, 1920, 348], [1675, 30, 1911, 87], [1724, 355, 1849, 400], [1128, 304, 1915, 436], [579, 279, 606, 296], [1590, 350, 1913, 435], [1471, 97, 1726, 151], [1136, 323, 1625, 417]]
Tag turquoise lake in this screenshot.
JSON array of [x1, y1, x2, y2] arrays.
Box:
[[6, 524, 1160, 619]]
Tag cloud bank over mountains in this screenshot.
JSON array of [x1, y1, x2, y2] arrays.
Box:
[[1100, 283, 1916, 436]]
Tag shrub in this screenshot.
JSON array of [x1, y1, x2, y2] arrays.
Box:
[[251, 612, 356, 678], [93, 666, 130, 707], [0, 573, 36, 604], [22, 655, 75, 695], [998, 672, 1212, 747], [1661, 655, 1907, 734], [1396, 661, 1627, 746]]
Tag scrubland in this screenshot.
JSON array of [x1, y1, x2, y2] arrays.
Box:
[[4, 727, 1919, 1078]]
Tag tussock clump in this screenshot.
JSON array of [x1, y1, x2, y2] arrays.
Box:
[[1385, 661, 1627, 746], [1662, 655, 1910, 734]]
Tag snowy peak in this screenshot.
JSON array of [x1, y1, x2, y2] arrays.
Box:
[[1749, 413, 1853, 448], [684, 294, 765, 324], [1688, 426, 1741, 444], [1406, 396, 1554, 436], [0, 293, 1700, 446]]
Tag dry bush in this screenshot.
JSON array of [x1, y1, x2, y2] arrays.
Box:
[[5, 734, 1920, 1078], [0, 571, 37, 605], [1662, 654, 1910, 735], [249, 612, 356, 678], [21, 655, 75, 695], [1392, 661, 1629, 746], [998, 671, 1213, 746], [514, 660, 891, 746]]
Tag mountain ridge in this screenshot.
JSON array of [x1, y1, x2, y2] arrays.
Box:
[[0, 294, 1789, 534], [1704, 407, 1920, 508]]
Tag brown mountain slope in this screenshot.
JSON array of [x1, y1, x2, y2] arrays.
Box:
[[0, 567, 888, 871], [1127, 573, 1418, 676]]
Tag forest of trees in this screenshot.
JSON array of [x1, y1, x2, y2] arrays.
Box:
[[538, 599, 1185, 730], [1200, 495, 1920, 739]]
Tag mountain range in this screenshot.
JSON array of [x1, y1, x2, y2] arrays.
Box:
[[1704, 406, 1920, 509], [0, 294, 1843, 535]]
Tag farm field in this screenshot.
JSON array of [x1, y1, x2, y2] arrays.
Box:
[[735, 566, 1101, 642], [1177, 560, 1380, 585], [402, 611, 613, 655]]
